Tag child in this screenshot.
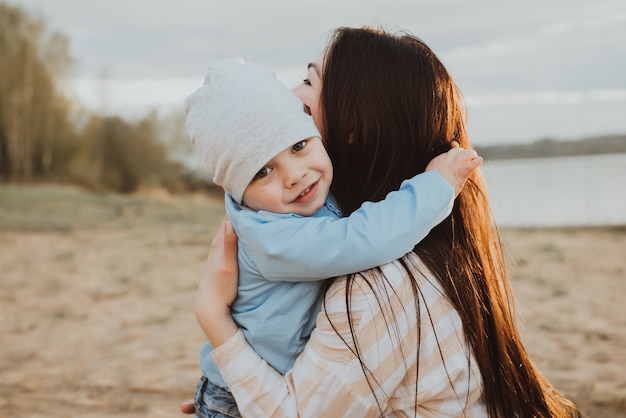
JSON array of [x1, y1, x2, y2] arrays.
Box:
[[184, 57, 480, 417]]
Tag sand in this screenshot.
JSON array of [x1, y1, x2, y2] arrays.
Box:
[[1, 187, 624, 417]]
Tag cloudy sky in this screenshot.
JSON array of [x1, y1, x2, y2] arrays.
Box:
[[8, 0, 626, 145]]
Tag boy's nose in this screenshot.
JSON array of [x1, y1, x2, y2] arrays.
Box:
[[284, 166, 307, 188]]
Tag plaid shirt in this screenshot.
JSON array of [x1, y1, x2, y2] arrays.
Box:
[[212, 253, 487, 417]]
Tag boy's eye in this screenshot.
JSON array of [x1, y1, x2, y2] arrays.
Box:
[[254, 166, 272, 179], [292, 140, 307, 153]]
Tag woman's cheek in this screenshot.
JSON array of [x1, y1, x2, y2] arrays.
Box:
[[291, 84, 308, 108]]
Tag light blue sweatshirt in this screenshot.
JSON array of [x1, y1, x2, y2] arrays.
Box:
[[201, 169, 454, 388]]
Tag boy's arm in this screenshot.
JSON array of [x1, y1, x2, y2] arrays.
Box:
[[242, 146, 481, 282]]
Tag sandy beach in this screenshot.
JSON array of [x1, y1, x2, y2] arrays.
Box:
[[1, 186, 624, 417]]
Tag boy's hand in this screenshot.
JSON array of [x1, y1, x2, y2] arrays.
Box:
[[426, 141, 482, 197]]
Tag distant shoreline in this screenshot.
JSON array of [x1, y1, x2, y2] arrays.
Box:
[[475, 134, 626, 160]]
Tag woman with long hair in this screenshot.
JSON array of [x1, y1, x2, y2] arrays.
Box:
[[185, 26, 581, 417]]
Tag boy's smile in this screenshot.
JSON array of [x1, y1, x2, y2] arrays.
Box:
[[291, 181, 319, 205]]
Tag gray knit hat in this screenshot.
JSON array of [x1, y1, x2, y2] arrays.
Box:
[[184, 57, 320, 203]]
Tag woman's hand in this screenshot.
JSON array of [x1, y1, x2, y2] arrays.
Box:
[[195, 215, 240, 348]]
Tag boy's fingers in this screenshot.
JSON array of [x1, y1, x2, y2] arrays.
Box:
[[457, 156, 483, 179], [453, 150, 479, 166], [448, 147, 475, 158], [460, 148, 478, 159]]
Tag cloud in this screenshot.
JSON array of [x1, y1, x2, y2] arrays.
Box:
[[466, 90, 626, 106], [69, 77, 201, 113]]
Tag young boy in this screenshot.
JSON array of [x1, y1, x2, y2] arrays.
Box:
[[184, 57, 480, 417]]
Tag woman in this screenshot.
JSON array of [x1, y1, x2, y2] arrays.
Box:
[[184, 26, 581, 417]]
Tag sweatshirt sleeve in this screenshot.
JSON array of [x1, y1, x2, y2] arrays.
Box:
[[237, 169, 454, 282]]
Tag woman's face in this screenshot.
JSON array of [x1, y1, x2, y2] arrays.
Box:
[[292, 54, 324, 134]]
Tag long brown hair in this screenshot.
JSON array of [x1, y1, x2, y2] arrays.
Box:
[[320, 26, 580, 417]]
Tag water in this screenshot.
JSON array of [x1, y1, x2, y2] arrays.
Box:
[[481, 153, 626, 227]]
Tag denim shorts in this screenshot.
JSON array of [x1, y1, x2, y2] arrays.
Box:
[[194, 375, 242, 418]]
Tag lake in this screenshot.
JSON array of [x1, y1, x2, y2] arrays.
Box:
[[481, 153, 626, 227]]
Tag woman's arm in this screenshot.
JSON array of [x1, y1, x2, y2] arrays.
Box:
[[209, 265, 424, 417]]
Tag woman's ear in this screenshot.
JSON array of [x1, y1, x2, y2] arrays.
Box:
[[347, 132, 355, 144]]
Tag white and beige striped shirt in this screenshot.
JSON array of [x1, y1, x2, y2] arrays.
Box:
[[212, 253, 487, 417]]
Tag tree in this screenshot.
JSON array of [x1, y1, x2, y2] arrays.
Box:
[[0, 3, 73, 182], [0, 4, 198, 193]]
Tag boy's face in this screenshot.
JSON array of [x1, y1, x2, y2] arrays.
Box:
[[242, 136, 332, 216]]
